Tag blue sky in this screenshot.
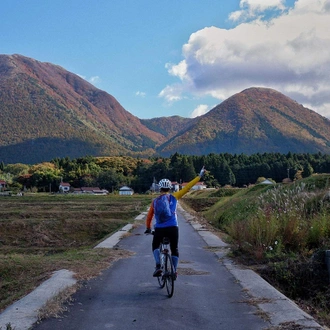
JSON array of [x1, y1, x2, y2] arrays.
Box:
[[2, 0, 330, 119]]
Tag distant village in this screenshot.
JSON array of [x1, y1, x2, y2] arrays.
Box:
[[57, 180, 207, 196], [0, 179, 208, 196]]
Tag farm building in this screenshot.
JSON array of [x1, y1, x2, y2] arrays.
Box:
[[59, 182, 71, 193], [119, 186, 134, 195], [0, 180, 6, 190], [181, 181, 206, 190]]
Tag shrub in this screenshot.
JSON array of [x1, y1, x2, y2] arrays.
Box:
[[227, 180, 330, 259]]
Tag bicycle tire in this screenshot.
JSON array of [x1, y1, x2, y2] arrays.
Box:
[[157, 252, 166, 288], [164, 253, 174, 297], [157, 270, 166, 288]]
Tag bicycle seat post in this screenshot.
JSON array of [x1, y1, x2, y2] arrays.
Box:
[[163, 237, 170, 245]]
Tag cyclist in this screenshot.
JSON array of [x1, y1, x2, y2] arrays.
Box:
[[145, 167, 206, 278]]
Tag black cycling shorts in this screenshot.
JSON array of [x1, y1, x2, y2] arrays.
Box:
[[152, 226, 179, 257]]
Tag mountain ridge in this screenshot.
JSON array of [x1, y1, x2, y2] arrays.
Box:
[[0, 54, 166, 163], [1, 54, 330, 164], [157, 87, 330, 156]]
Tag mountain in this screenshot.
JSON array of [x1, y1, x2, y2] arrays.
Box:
[[157, 87, 330, 156], [1, 54, 330, 164], [140, 116, 193, 139], [0, 54, 165, 163]]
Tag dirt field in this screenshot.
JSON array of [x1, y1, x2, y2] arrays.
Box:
[[0, 193, 151, 311]]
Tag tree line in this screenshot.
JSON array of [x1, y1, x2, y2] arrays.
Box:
[[0, 152, 330, 193]]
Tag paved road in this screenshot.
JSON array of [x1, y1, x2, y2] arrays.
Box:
[[33, 210, 269, 330]]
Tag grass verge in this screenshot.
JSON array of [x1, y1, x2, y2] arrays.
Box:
[[182, 175, 330, 328]]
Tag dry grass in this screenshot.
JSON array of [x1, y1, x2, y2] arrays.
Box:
[[180, 176, 330, 329], [0, 194, 151, 312]]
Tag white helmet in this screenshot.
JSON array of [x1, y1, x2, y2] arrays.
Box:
[[158, 178, 172, 189]]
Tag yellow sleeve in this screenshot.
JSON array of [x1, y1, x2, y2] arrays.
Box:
[[172, 175, 201, 200]]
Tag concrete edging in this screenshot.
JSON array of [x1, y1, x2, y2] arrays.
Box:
[[0, 222, 138, 330], [0, 270, 76, 330]]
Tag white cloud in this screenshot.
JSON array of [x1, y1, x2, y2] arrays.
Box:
[[229, 0, 286, 22], [190, 104, 210, 118], [135, 91, 146, 97], [76, 74, 100, 86], [89, 76, 100, 85], [158, 84, 185, 102], [159, 0, 330, 118], [76, 73, 86, 80], [166, 61, 188, 80]]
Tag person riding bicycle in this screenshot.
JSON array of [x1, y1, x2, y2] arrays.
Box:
[[145, 166, 206, 277]]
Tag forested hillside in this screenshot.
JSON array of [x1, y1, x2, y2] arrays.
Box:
[[0, 54, 165, 163], [1, 153, 330, 193]]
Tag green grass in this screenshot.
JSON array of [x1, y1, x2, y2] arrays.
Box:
[[201, 185, 271, 228], [196, 176, 330, 256], [181, 175, 330, 327]]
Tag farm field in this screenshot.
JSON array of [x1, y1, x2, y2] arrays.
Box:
[[0, 194, 152, 312]]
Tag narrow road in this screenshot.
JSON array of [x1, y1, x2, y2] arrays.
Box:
[[33, 209, 269, 330]]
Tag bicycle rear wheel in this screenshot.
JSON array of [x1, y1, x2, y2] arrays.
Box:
[[164, 254, 174, 297]]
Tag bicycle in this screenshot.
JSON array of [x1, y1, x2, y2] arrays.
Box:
[[157, 236, 175, 298]]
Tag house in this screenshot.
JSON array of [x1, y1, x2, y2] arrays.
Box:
[[59, 182, 71, 193], [73, 187, 108, 195], [150, 182, 159, 193], [171, 182, 180, 192], [119, 186, 134, 195], [181, 181, 206, 190], [80, 187, 99, 194], [260, 179, 274, 185], [91, 189, 109, 195], [0, 180, 6, 191]]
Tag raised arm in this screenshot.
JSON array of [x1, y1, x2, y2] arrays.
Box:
[[172, 167, 206, 200]]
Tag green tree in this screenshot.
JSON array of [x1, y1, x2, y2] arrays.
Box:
[[96, 169, 127, 191], [30, 170, 61, 192], [302, 162, 314, 178], [4, 163, 30, 176], [256, 177, 266, 184], [169, 153, 183, 181], [132, 160, 153, 193], [218, 160, 236, 186], [29, 162, 62, 192], [180, 156, 196, 182], [203, 172, 219, 188]]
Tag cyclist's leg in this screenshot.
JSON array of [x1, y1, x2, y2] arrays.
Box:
[[168, 226, 179, 272], [152, 228, 163, 276], [152, 228, 163, 264]]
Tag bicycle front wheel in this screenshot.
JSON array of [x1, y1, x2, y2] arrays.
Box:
[[164, 254, 174, 298], [157, 253, 166, 288], [157, 270, 166, 288]]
